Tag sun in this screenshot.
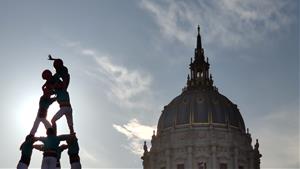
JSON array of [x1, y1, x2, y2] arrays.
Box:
[[15, 87, 72, 139], [17, 93, 60, 136]]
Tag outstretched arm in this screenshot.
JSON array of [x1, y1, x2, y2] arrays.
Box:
[[33, 144, 44, 151], [58, 134, 71, 141], [42, 83, 47, 91], [59, 144, 68, 152], [49, 97, 57, 104], [35, 137, 46, 143]]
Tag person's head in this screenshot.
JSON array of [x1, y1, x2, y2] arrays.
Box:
[[20, 134, 34, 150], [46, 127, 55, 136], [53, 59, 63, 70], [42, 69, 52, 80]]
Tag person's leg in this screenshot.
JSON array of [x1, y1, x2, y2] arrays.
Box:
[[71, 162, 82, 169], [16, 162, 28, 169], [51, 108, 66, 128], [51, 108, 65, 123], [48, 157, 57, 169], [30, 117, 42, 135], [55, 162, 61, 169], [41, 157, 47, 169], [41, 118, 52, 130], [65, 107, 74, 133]]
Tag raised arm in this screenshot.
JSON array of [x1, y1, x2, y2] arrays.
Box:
[[48, 54, 55, 60], [35, 136, 46, 143]]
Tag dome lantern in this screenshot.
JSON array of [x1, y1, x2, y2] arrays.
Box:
[[186, 26, 214, 91]]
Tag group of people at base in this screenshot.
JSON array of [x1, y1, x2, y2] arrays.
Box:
[[17, 55, 82, 169]]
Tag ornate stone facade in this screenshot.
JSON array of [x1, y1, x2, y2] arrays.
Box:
[[141, 26, 262, 169]]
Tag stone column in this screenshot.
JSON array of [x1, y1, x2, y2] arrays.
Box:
[[249, 152, 254, 169], [211, 145, 217, 169], [234, 148, 238, 169], [166, 149, 171, 169], [187, 146, 193, 169], [149, 154, 154, 169]]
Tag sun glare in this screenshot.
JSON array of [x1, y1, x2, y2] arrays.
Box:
[[17, 92, 70, 137]]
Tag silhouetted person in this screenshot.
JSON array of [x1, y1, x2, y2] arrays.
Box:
[[17, 135, 37, 169], [42, 69, 65, 94], [51, 87, 74, 134], [48, 55, 74, 134], [33, 144, 68, 169], [36, 128, 70, 169], [30, 72, 56, 135], [48, 55, 70, 90], [66, 134, 82, 169]]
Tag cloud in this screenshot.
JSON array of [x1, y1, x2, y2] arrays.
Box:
[[82, 49, 96, 56], [140, 0, 296, 48], [80, 147, 98, 163], [113, 119, 156, 155], [81, 48, 152, 109], [253, 107, 299, 168], [64, 41, 81, 47], [61, 41, 157, 157]]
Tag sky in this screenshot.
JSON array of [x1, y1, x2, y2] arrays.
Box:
[[0, 0, 298, 168]]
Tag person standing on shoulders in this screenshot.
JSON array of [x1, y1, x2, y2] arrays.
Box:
[[48, 55, 74, 134], [30, 72, 56, 136]]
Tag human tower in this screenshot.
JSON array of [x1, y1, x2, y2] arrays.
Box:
[[17, 55, 81, 169]]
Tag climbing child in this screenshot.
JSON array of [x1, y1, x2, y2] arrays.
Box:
[[29, 70, 57, 136]]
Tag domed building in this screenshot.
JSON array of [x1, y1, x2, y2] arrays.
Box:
[[141, 26, 262, 169]]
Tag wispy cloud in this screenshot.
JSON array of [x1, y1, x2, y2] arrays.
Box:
[[80, 147, 98, 163], [81, 48, 156, 156], [81, 48, 152, 109], [113, 119, 156, 155], [140, 0, 296, 48], [61, 40, 157, 157]]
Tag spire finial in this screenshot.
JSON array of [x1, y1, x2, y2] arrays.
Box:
[[196, 25, 202, 49], [184, 25, 215, 91]]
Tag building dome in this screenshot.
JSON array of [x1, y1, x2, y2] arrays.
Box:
[[141, 26, 261, 169], [157, 89, 246, 134]]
